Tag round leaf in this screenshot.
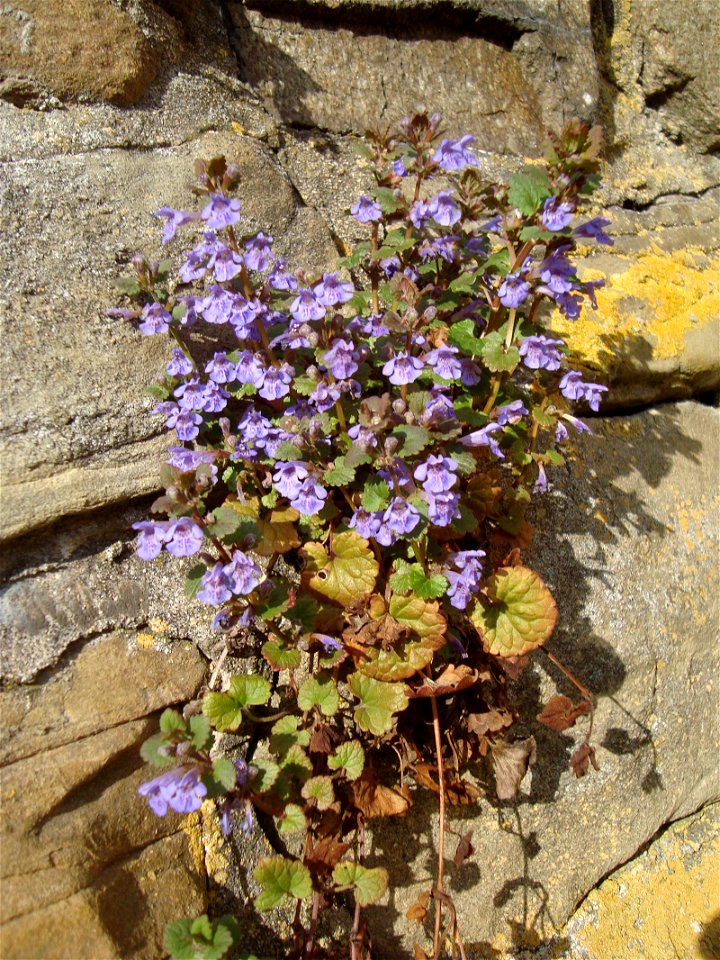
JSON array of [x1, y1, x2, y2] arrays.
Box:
[[470, 564, 558, 657], [203, 692, 243, 732], [297, 674, 340, 717], [389, 595, 447, 646], [302, 532, 378, 606], [254, 856, 313, 910], [229, 675, 272, 708], [278, 803, 307, 835], [301, 775, 335, 810], [262, 638, 302, 671], [333, 862, 389, 906], [348, 674, 409, 736], [328, 741, 365, 781]]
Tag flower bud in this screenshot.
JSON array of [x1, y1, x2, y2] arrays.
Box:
[[392, 399, 407, 415], [384, 436, 399, 456]]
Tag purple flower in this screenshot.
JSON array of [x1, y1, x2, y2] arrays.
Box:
[[382, 352, 424, 385], [268, 259, 298, 291], [518, 335, 565, 371], [258, 363, 294, 400], [205, 352, 236, 384], [154, 207, 201, 244], [138, 767, 207, 816], [498, 273, 530, 309], [496, 400, 528, 426], [167, 348, 194, 377], [165, 406, 203, 441], [314, 273, 354, 306], [381, 255, 402, 277], [199, 381, 230, 413], [460, 423, 505, 458], [165, 517, 205, 557], [351, 195, 382, 223], [426, 491, 461, 527], [132, 520, 173, 560], [201, 193, 241, 230], [534, 462, 548, 494], [539, 249, 576, 296], [422, 387, 457, 426], [459, 359, 482, 386], [414, 454, 458, 494], [562, 413, 592, 435], [138, 302, 172, 336], [322, 339, 359, 380], [425, 346, 462, 381], [224, 551, 262, 595], [179, 250, 208, 284], [444, 550, 485, 610], [168, 447, 217, 472], [201, 286, 234, 325], [291, 479, 327, 516], [382, 497, 420, 537], [350, 313, 389, 338], [198, 563, 233, 606], [555, 421, 570, 444], [176, 295, 201, 327], [559, 371, 608, 411], [574, 217, 613, 246], [541, 196, 575, 232], [430, 235, 459, 263], [234, 350, 266, 386], [211, 244, 243, 282], [349, 509, 382, 539], [228, 297, 264, 339], [237, 406, 272, 442], [432, 135, 478, 171], [174, 379, 207, 410], [273, 461, 309, 499], [309, 380, 341, 412], [392, 156, 408, 177], [409, 200, 432, 229], [243, 232, 274, 271], [290, 288, 326, 323], [556, 292, 583, 319], [347, 424, 379, 450], [428, 191, 461, 227]]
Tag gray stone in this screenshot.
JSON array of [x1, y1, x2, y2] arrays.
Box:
[[365, 400, 720, 954], [0, 633, 208, 959], [229, 2, 598, 156]]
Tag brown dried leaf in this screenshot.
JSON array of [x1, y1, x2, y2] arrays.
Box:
[[537, 695, 591, 732], [410, 664, 479, 698], [570, 742, 600, 778], [413, 946, 430, 960], [467, 709, 513, 737], [309, 722, 337, 755], [498, 655, 528, 680], [352, 768, 411, 819], [306, 836, 350, 873], [445, 779, 482, 805], [453, 831, 474, 867], [490, 519, 533, 550], [406, 891, 430, 924], [491, 736, 537, 800]]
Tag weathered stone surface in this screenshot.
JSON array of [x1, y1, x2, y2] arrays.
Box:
[[0, 128, 334, 543], [0, 633, 208, 959], [230, 2, 598, 155], [0, 0, 162, 106], [563, 803, 720, 960], [365, 400, 720, 954]]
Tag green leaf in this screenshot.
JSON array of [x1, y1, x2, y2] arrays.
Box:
[[203, 691, 243, 732], [448, 272, 478, 294], [361, 479, 391, 512], [270, 715, 311, 754], [447, 447, 477, 475], [185, 563, 207, 599], [292, 374, 317, 397], [333, 862, 389, 906], [448, 318, 484, 357], [262, 638, 302, 671], [389, 595, 447, 644], [250, 757, 280, 793], [481, 332, 521, 372], [507, 167, 552, 216], [518, 225, 556, 242], [278, 803, 307, 835], [328, 741, 365, 781], [323, 456, 356, 487], [254, 856, 313, 911], [301, 775, 335, 810], [358, 641, 435, 682], [372, 186, 401, 214], [392, 424, 431, 456], [115, 277, 141, 296], [189, 715, 212, 751], [382, 228, 417, 251], [229, 674, 272, 708], [140, 733, 176, 767], [208, 504, 246, 538], [545, 448, 565, 466], [481, 248, 511, 275], [212, 757, 237, 791], [160, 708, 186, 734], [146, 383, 171, 400], [470, 564, 558, 657], [348, 674, 409, 736], [408, 566, 449, 600], [337, 241, 371, 270], [297, 674, 340, 717], [164, 914, 239, 960], [278, 744, 313, 781], [302, 531, 379, 606]]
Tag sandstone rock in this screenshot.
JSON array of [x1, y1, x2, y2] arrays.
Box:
[[365, 400, 720, 953], [0, 128, 334, 543], [229, 1, 598, 156], [0, 633, 208, 959], [0, 0, 160, 106]]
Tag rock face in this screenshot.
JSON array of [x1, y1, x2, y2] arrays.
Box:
[[0, 633, 208, 960], [1, 0, 719, 957]]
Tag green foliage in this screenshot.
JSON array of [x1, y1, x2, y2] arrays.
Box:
[[164, 914, 239, 960]]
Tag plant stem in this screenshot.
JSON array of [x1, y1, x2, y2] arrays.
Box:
[[543, 647, 596, 739], [370, 222, 380, 315], [350, 819, 366, 960], [304, 891, 321, 959], [430, 695, 446, 959]]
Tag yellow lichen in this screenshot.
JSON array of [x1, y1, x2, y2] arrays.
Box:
[[553, 246, 720, 369], [135, 632, 155, 649]]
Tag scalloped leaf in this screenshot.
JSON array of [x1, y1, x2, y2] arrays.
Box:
[[301, 775, 335, 810], [278, 803, 307, 835], [328, 740, 365, 781], [250, 758, 280, 793], [203, 691, 244, 732], [388, 595, 447, 646], [189, 715, 212, 751], [302, 532, 379, 606], [357, 642, 435, 681], [212, 757, 237, 791], [297, 674, 340, 717], [140, 733, 176, 767], [470, 564, 558, 657], [254, 856, 313, 910], [230, 674, 272, 707], [270, 715, 311, 754], [480, 332, 520, 372], [256, 518, 301, 556], [164, 914, 239, 960], [333, 862, 389, 906], [348, 674, 409, 736], [261, 637, 302, 671]]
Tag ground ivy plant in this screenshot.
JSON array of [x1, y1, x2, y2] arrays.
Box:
[[113, 113, 610, 960]]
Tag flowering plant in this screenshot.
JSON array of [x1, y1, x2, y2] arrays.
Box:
[[115, 113, 609, 959]]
